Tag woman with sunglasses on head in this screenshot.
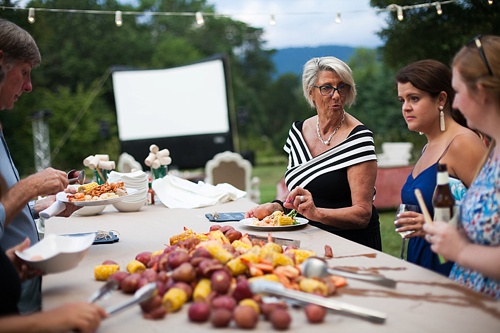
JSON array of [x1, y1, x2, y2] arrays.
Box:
[[394, 59, 487, 276], [246, 56, 382, 250], [424, 35, 500, 299]]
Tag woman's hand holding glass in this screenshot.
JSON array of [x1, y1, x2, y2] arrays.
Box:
[[394, 204, 425, 238]]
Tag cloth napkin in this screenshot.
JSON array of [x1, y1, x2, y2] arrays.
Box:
[[152, 175, 247, 209]]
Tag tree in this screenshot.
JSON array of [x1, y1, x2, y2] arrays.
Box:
[[370, 0, 500, 70], [0, 0, 276, 175]]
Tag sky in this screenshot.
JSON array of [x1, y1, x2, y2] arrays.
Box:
[[208, 0, 389, 49]]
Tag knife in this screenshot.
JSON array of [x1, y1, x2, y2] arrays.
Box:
[[249, 280, 387, 324], [248, 234, 301, 247]]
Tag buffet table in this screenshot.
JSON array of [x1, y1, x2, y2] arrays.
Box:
[[42, 199, 500, 333]]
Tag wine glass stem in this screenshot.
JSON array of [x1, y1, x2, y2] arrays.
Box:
[[400, 238, 406, 260]]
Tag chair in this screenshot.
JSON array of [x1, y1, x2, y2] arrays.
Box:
[[204, 151, 261, 203]]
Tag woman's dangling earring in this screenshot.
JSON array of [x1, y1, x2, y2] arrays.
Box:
[[439, 106, 445, 132]]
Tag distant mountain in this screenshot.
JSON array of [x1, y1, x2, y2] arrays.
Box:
[[271, 45, 356, 77]]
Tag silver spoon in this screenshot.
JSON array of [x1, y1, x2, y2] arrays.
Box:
[[105, 282, 157, 316], [302, 257, 397, 289], [67, 169, 86, 185]]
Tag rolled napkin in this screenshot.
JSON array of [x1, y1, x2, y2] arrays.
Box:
[[152, 175, 246, 209], [39, 200, 66, 220], [98, 160, 115, 170]]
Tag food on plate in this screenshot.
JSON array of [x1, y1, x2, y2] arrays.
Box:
[[30, 255, 44, 261], [67, 181, 127, 202], [91, 225, 347, 327], [252, 210, 298, 227]]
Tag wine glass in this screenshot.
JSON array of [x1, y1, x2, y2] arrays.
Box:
[[395, 204, 420, 260]]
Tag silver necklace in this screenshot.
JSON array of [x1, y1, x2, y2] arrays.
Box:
[[316, 111, 345, 145]]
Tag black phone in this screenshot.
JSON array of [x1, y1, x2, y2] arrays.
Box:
[[205, 212, 245, 222]]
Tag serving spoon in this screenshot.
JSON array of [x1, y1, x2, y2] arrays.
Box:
[[302, 257, 397, 289]]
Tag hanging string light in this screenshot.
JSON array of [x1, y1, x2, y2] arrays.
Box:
[[488, 0, 493, 4], [269, 14, 276, 26], [2, 1, 463, 26], [435, 2, 443, 15], [397, 6, 404, 21], [115, 10, 122, 27], [28, 7, 35, 24], [195, 11, 204, 25], [335, 12, 342, 24]]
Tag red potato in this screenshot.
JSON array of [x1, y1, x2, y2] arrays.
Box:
[[211, 308, 233, 328], [209, 224, 222, 231], [225, 229, 242, 243], [270, 309, 292, 330], [141, 269, 158, 282], [232, 277, 253, 302], [171, 281, 193, 300], [304, 304, 327, 323], [140, 294, 163, 313], [220, 225, 235, 234], [120, 273, 141, 294], [172, 262, 196, 283], [233, 305, 258, 329], [211, 295, 237, 311], [108, 271, 129, 287], [188, 302, 211, 322], [135, 251, 152, 266], [167, 250, 191, 270], [211, 269, 231, 294], [102, 259, 118, 265], [260, 302, 288, 321]]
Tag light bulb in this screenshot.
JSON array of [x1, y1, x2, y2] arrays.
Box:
[[335, 12, 341, 24], [270, 14, 276, 26], [195, 12, 204, 25], [28, 8, 35, 24], [115, 11, 123, 27], [397, 6, 404, 21], [488, 0, 493, 4], [436, 3, 442, 15]]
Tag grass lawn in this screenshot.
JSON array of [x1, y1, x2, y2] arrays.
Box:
[[252, 163, 402, 259]]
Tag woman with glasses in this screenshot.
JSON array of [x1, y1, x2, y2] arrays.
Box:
[[394, 59, 487, 276], [424, 35, 500, 299], [246, 56, 382, 250]]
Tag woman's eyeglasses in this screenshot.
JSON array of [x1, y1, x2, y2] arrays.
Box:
[[468, 35, 493, 76], [313, 83, 351, 97]]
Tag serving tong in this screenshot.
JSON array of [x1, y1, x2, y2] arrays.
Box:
[[88, 280, 157, 316], [249, 280, 387, 324]]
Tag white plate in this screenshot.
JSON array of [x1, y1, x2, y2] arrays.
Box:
[[56, 188, 138, 206], [240, 217, 309, 231], [15, 233, 96, 274]]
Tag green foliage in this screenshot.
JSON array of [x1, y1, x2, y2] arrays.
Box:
[[370, 0, 500, 70]]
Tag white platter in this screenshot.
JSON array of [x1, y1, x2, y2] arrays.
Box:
[[56, 188, 138, 206], [240, 217, 309, 231], [15, 233, 96, 274]]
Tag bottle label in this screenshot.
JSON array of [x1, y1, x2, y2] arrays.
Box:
[[436, 172, 450, 185], [147, 192, 154, 205], [434, 207, 452, 222]]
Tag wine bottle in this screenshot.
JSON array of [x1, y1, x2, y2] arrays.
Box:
[[432, 163, 455, 222]]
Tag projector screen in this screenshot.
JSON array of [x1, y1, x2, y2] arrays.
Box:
[[111, 56, 234, 169], [112, 58, 230, 140]]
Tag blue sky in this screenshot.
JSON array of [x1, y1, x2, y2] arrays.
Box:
[[209, 0, 388, 49]]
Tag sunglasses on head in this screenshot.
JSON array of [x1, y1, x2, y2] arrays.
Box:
[[467, 35, 493, 76]]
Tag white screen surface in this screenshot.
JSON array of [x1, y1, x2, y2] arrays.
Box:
[[112, 59, 230, 141]]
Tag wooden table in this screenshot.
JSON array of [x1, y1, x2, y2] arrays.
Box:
[[42, 199, 500, 333]]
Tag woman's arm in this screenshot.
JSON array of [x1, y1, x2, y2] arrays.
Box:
[[424, 221, 500, 280], [445, 132, 488, 188], [0, 302, 107, 333], [285, 160, 377, 229]]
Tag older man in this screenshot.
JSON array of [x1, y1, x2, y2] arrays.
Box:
[[0, 19, 79, 314]]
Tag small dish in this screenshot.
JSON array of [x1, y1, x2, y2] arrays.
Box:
[[240, 217, 309, 231], [73, 205, 106, 216], [15, 233, 96, 274]]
